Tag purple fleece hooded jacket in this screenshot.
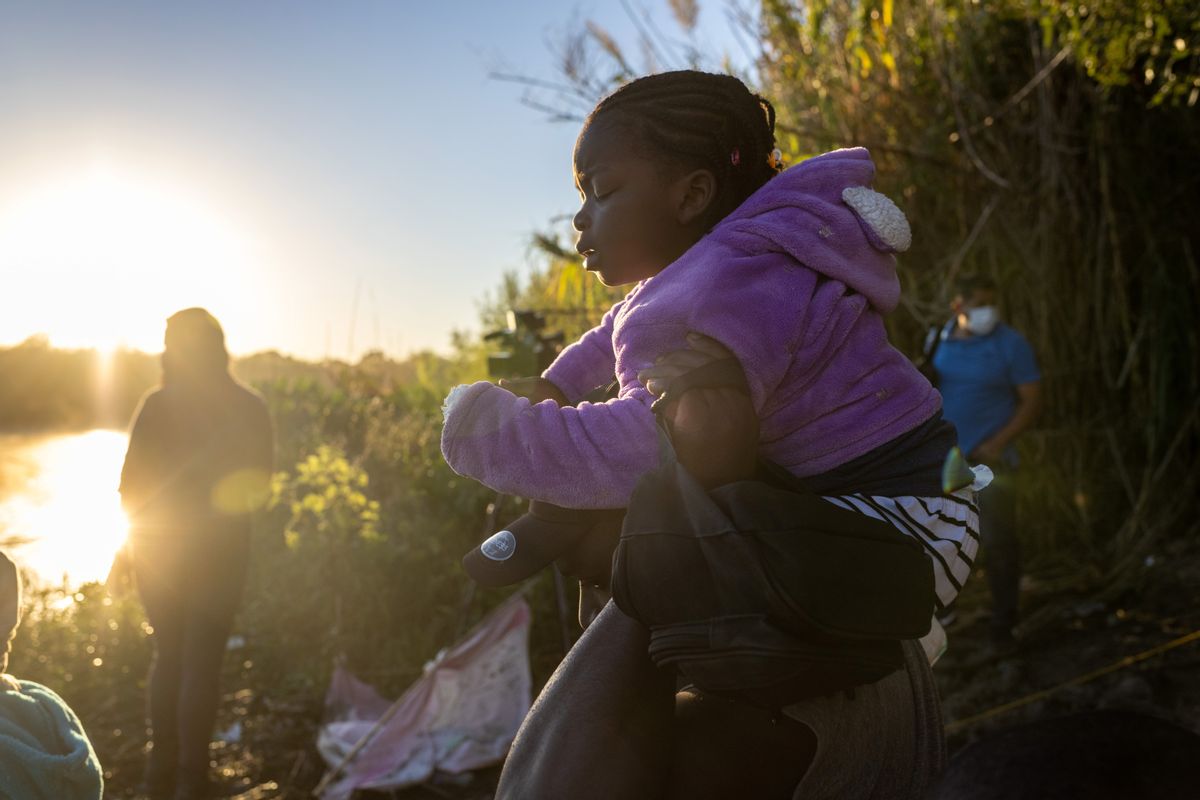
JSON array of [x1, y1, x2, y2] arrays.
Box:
[[441, 148, 941, 508]]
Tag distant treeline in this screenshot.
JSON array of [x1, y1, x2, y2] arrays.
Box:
[[0, 335, 472, 432]]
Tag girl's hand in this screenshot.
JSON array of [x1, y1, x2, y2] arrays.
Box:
[[498, 376, 568, 405], [637, 333, 734, 397]]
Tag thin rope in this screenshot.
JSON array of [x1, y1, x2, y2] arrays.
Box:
[[944, 628, 1200, 735]]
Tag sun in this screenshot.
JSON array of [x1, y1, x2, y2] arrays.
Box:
[[0, 162, 264, 354]]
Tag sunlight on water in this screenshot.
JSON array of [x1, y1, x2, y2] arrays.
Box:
[[0, 430, 129, 588]]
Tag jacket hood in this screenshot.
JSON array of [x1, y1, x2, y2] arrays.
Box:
[[0, 680, 104, 799], [712, 147, 911, 313]]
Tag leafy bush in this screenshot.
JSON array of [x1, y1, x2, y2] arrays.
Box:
[[237, 369, 570, 716]]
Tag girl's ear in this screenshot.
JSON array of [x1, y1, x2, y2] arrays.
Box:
[[673, 169, 717, 227]]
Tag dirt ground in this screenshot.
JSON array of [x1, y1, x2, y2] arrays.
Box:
[[936, 534, 1200, 757], [99, 536, 1200, 799]]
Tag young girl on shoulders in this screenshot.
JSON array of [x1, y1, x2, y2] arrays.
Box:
[[444, 70, 978, 617], [443, 70, 983, 797]]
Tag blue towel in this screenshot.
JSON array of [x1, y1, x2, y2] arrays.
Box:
[[0, 679, 103, 799]]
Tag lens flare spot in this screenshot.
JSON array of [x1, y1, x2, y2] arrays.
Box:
[[211, 468, 271, 514]]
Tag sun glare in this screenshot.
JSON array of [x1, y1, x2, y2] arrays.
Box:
[[0, 430, 130, 588], [0, 162, 264, 354]]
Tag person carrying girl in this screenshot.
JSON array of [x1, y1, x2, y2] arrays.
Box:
[[442, 70, 983, 798]]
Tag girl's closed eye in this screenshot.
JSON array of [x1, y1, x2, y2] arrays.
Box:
[[584, 171, 616, 199]]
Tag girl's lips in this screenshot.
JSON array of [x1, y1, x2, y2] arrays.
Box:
[[579, 248, 597, 270]]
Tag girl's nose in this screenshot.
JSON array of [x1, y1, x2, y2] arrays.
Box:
[[572, 206, 589, 232]]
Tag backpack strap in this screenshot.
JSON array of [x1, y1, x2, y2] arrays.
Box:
[[918, 319, 955, 385]]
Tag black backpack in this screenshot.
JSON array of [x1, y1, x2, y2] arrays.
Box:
[[611, 373, 935, 709]]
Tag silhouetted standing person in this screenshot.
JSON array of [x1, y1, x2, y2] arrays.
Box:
[[120, 309, 272, 800]]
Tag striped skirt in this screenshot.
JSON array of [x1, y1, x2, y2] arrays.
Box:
[[820, 465, 991, 614]]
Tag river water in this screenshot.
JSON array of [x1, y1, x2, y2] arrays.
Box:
[[0, 429, 130, 588]]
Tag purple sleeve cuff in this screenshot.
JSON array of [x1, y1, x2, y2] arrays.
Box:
[[441, 380, 657, 508]]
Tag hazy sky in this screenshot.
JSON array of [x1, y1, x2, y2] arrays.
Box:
[[0, 1, 754, 359]]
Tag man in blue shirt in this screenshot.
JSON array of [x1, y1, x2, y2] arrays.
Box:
[[932, 275, 1042, 647]]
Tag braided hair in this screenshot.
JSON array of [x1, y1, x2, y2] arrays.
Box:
[[584, 70, 782, 228]]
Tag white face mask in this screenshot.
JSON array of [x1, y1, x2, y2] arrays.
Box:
[[963, 306, 1000, 335]]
